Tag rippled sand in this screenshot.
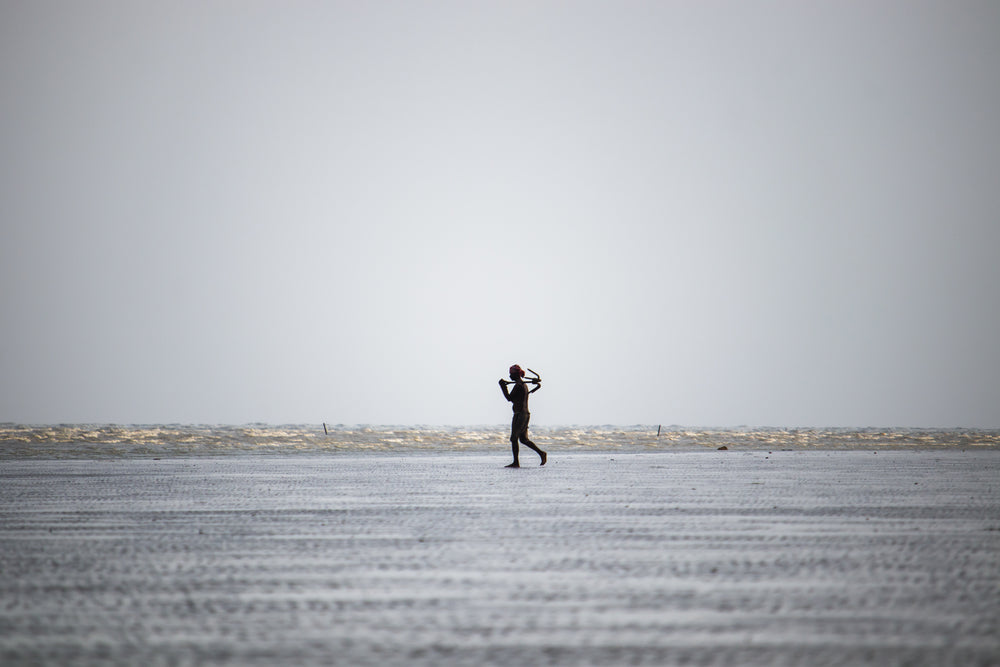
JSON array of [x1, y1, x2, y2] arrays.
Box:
[[2, 451, 998, 666]]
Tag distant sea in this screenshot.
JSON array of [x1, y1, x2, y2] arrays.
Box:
[[1, 424, 997, 459]]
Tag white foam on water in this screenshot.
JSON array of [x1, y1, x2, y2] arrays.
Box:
[[1, 424, 998, 459]]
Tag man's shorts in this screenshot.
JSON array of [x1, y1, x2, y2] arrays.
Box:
[[511, 412, 530, 440]]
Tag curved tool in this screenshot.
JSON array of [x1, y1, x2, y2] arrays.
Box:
[[501, 368, 541, 385]]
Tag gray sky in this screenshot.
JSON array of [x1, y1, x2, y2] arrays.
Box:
[[2, 1, 998, 426]]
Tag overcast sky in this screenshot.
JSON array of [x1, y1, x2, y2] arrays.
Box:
[[2, 1, 998, 426]]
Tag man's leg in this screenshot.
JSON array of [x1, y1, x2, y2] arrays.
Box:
[[518, 414, 547, 465], [519, 435, 546, 465], [506, 415, 521, 467], [506, 437, 520, 468]]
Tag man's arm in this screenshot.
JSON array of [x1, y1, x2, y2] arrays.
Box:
[[529, 380, 541, 394], [499, 379, 512, 401]]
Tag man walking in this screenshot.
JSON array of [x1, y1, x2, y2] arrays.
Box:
[[499, 364, 546, 467]]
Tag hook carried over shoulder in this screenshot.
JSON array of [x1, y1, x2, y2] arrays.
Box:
[[501, 368, 541, 385]]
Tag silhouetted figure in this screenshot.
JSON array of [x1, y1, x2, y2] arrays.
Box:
[[499, 364, 546, 467]]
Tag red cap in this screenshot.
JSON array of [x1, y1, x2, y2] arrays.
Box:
[[509, 364, 525, 378]]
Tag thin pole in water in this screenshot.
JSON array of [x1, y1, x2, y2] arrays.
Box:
[[657, 425, 661, 437], [323, 423, 328, 435]]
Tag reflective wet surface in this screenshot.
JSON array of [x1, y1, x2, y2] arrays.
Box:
[[2, 451, 998, 665]]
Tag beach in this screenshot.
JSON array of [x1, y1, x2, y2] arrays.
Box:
[[2, 449, 998, 666]]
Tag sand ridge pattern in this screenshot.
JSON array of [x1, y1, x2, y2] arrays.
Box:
[[1, 451, 998, 666]]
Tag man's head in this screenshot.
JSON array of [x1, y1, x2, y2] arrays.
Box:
[[509, 364, 525, 381]]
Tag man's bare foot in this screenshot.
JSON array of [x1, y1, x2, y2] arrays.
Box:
[[505, 462, 520, 468], [540, 451, 547, 466]]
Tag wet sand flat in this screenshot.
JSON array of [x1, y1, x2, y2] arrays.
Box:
[[1, 450, 998, 666]]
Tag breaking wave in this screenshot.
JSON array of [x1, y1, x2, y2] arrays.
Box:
[[1, 424, 998, 459]]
